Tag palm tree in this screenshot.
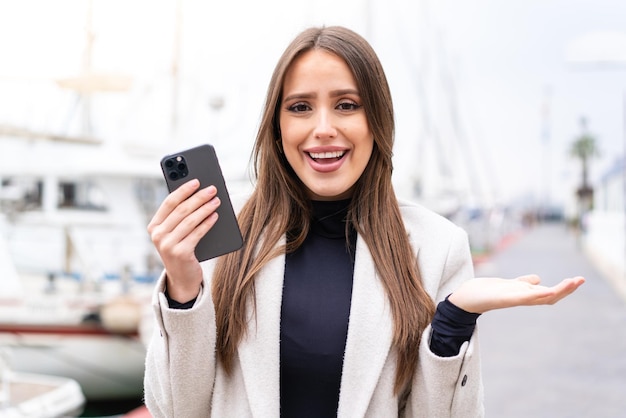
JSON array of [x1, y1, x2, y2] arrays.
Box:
[[569, 117, 600, 221], [570, 118, 600, 188]]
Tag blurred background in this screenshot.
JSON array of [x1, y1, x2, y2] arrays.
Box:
[[0, 0, 624, 417]]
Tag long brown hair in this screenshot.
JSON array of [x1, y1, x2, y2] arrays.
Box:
[[212, 26, 435, 394]]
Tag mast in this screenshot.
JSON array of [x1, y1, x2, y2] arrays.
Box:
[[171, 0, 183, 142], [82, 0, 95, 137]]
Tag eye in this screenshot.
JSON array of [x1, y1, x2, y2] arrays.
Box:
[[287, 102, 311, 113], [336, 100, 362, 111]]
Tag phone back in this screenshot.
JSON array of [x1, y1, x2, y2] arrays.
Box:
[[160, 144, 243, 261]]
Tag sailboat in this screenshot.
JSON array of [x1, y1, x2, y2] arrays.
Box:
[[0, 1, 168, 402], [0, 125, 165, 401], [0, 164, 158, 400]]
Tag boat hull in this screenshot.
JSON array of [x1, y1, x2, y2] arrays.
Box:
[[1, 371, 85, 418], [0, 325, 145, 401]]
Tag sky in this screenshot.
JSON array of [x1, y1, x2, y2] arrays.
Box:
[[437, 0, 626, 210], [0, 0, 625, 212]]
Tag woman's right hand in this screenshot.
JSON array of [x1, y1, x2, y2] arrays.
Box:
[[147, 179, 221, 303]]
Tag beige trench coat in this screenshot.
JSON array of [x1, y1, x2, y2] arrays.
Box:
[[144, 199, 484, 417]]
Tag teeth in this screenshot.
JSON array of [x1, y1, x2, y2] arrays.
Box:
[[309, 151, 345, 159]]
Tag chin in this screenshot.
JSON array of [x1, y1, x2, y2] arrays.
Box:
[[307, 186, 354, 201]]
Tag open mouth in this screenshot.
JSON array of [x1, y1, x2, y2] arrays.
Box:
[[307, 150, 346, 162]]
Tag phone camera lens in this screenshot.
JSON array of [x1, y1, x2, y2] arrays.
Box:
[[164, 155, 187, 182]]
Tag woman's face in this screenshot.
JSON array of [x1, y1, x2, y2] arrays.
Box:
[[279, 49, 374, 201]]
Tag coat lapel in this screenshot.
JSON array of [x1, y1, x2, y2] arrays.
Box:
[[237, 243, 285, 417], [236, 235, 395, 417], [338, 235, 394, 417]]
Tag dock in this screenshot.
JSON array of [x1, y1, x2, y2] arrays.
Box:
[[475, 223, 626, 417]]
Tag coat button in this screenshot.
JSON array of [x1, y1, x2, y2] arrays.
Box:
[[461, 375, 468, 386]]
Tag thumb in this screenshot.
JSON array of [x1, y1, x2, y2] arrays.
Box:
[[516, 274, 541, 285]]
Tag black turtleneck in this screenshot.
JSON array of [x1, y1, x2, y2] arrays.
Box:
[[280, 199, 356, 418]]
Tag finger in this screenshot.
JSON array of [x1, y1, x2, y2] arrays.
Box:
[[516, 274, 541, 285], [163, 186, 218, 232], [149, 179, 200, 230], [531, 277, 584, 305], [160, 196, 221, 251], [149, 193, 220, 263], [550, 277, 585, 303], [172, 197, 221, 242], [165, 211, 220, 262], [151, 185, 217, 238], [182, 211, 220, 250]]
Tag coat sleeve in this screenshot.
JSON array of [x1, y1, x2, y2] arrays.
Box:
[[405, 226, 485, 418], [143, 263, 218, 418]]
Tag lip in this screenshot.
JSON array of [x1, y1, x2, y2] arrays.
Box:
[[304, 146, 349, 173]]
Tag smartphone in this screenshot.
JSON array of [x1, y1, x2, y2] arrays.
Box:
[[160, 144, 243, 261]]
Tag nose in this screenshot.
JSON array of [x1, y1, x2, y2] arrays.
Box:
[[313, 108, 337, 139]]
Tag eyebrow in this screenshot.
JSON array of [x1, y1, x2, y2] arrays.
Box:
[[282, 88, 360, 103]]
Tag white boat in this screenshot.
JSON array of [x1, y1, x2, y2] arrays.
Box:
[[0, 272, 151, 402], [0, 203, 156, 403], [0, 137, 162, 401], [0, 2, 170, 396], [0, 0, 220, 404], [0, 285, 150, 401], [0, 372, 85, 418], [1, 351, 86, 418]]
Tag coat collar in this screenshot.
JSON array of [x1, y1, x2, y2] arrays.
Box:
[[236, 238, 285, 417], [236, 235, 394, 417], [337, 235, 394, 417]]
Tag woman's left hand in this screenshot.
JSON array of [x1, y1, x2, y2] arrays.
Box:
[[448, 275, 585, 314]]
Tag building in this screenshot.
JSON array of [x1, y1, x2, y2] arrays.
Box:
[[583, 157, 626, 298]]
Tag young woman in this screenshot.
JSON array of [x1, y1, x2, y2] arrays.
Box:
[[144, 26, 584, 417]]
